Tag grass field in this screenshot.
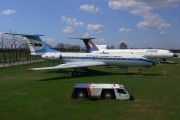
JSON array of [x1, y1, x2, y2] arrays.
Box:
[[0, 59, 180, 120]]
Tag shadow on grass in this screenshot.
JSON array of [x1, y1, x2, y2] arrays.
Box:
[[129, 95, 135, 101], [37, 69, 120, 81], [131, 73, 165, 76], [160, 62, 180, 64], [37, 68, 163, 81]]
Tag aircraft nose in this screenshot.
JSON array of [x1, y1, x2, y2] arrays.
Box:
[[152, 60, 158, 66], [173, 53, 178, 58], [148, 59, 157, 66]]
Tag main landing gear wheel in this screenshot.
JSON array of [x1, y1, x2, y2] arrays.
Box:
[[80, 67, 88, 72], [138, 67, 141, 75], [69, 71, 78, 76]]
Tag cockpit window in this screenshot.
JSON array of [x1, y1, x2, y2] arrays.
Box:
[[141, 56, 147, 59]]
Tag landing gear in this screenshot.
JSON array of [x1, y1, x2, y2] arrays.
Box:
[[69, 71, 78, 76], [137, 67, 141, 75], [80, 67, 88, 72], [68, 67, 88, 76], [121, 67, 129, 73]]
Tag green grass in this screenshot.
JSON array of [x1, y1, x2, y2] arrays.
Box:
[[0, 59, 180, 120]]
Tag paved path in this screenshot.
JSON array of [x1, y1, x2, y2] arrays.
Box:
[[0, 60, 45, 68]]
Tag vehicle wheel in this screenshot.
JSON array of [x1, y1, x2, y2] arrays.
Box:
[[103, 90, 113, 99], [76, 90, 87, 99]]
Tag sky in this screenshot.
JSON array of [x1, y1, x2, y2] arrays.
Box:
[[0, 0, 180, 49]]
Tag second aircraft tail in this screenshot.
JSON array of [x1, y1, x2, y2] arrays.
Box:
[[69, 38, 99, 53]]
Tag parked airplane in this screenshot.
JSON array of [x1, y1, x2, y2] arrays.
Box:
[[71, 38, 178, 59], [4, 33, 156, 76]]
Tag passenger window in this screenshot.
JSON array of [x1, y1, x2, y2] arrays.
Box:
[[117, 89, 126, 94]]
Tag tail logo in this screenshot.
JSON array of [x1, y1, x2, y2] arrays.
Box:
[[28, 40, 44, 52], [88, 41, 95, 48]]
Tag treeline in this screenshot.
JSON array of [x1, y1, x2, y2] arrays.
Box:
[[0, 34, 85, 66], [169, 49, 180, 53]]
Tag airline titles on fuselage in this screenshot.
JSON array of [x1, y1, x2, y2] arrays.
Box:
[[145, 50, 159, 53]]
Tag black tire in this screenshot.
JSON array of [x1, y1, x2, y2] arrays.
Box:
[[76, 90, 87, 99], [102, 90, 113, 99]]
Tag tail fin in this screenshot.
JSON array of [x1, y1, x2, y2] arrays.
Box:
[[3, 33, 59, 55], [69, 38, 99, 53]]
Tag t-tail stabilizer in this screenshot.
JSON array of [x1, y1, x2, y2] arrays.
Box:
[[69, 38, 99, 53], [3, 33, 60, 56]]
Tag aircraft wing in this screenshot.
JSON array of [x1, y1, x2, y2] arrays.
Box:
[[27, 62, 106, 71]]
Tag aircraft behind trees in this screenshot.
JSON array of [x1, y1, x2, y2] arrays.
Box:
[[4, 33, 157, 76], [72, 38, 178, 59]]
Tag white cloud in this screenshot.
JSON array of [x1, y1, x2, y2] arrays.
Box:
[[82, 32, 90, 38], [80, 4, 100, 13], [119, 28, 131, 32], [63, 26, 74, 34], [136, 13, 171, 29], [61, 16, 84, 26], [108, 0, 180, 30], [160, 31, 167, 36], [97, 38, 106, 43], [87, 24, 106, 33], [3, 9, 16, 15], [174, 18, 178, 21], [6, 19, 12, 22], [42, 38, 55, 44]]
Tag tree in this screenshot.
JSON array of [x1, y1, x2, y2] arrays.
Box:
[[119, 42, 128, 49], [55, 43, 64, 49], [109, 45, 115, 49]]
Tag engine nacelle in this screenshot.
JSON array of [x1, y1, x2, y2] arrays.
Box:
[[41, 53, 62, 60]]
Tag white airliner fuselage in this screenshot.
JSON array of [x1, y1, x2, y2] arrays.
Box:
[[75, 38, 178, 58], [31, 52, 155, 70], [92, 49, 177, 58]]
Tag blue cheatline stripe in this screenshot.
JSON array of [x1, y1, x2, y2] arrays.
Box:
[[74, 83, 89, 88], [61, 56, 156, 64]]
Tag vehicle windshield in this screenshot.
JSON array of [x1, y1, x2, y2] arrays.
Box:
[[117, 89, 127, 94]]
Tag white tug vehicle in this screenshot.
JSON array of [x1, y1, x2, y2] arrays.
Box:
[[71, 83, 130, 100]]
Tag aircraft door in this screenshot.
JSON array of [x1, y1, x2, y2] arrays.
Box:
[[59, 54, 63, 63]]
